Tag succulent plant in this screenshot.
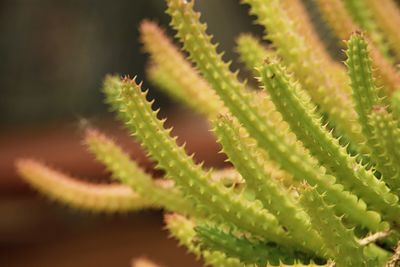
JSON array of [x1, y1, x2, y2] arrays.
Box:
[[16, 0, 400, 266]]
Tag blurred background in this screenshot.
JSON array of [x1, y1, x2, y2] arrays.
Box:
[[0, 1, 267, 266]]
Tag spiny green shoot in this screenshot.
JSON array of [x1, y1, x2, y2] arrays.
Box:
[[16, 0, 400, 266]]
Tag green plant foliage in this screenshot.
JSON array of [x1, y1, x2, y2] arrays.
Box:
[[299, 186, 373, 267], [195, 224, 311, 266], [16, 0, 400, 266]]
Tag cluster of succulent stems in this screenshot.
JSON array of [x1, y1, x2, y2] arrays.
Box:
[[16, 0, 400, 266]]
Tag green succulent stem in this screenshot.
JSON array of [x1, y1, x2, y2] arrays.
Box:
[[85, 127, 194, 216], [346, 32, 381, 142], [165, 214, 245, 267], [166, 0, 382, 232], [140, 20, 225, 118], [345, 33, 400, 197], [242, 0, 365, 150], [343, 0, 392, 61], [258, 60, 399, 225], [16, 159, 154, 213], [214, 115, 326, 257], [195, 224, 312, 266], [15, 0, 400, 265], [316, 0, 400, 96], [107, 76, 291, 244], [236, 34, 275, 72], [368, 107, 400, 195], [300, 186, 372, 267]]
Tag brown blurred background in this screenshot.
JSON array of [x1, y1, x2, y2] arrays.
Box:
[[0, 1, 265, 266]]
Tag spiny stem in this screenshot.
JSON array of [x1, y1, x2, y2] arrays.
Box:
[[214, 115, 326, 257], [140, 20, 225, 118], [343, 0, 392, 61], [85, 127, 194, 216], [259, 59, 399, 225], [108, 76, 290, 244], [195, 224, 312, 265], [164, 214, 244, 267], [368, 107, 400, 196], [16, 159, 154, 212], [235, 34, 276, 72], [346, 32, 382, 141], [316, 0, 400, 95], [166, 0, 382, 232], [242, 0, 364, 149], [300, 186, 371, 267]]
